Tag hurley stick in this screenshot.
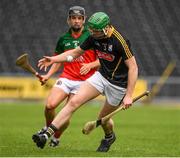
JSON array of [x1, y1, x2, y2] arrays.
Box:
[[16, 53, 45, 85], [82, 91, 149, 135]]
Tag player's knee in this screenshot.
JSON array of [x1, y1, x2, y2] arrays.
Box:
[[68, 98, 82, 111], [46, 100, 58, 110]]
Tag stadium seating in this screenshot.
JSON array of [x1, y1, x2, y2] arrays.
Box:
[[0, 0, 179, 77]]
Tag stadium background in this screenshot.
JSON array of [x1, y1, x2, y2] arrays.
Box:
[[0, 0, 180, 157], [0, 0, 180, 100]]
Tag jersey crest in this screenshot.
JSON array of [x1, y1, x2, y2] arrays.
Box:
[[73, 40, 79, 48], [108, 44, 113, 51]]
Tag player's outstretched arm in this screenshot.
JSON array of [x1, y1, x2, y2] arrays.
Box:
[[38, 47, 84, 71], [41, 62, 62, 84]]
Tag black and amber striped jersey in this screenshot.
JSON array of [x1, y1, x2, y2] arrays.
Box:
[[80, 26, 134, 88]]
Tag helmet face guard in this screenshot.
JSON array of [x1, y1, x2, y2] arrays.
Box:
[[88, 27, 107, 39]]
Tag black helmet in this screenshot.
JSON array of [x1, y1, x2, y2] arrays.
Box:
[[68, 6, 85, 17]]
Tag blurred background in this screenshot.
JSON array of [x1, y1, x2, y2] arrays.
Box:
[[0, 0, 179, 102]]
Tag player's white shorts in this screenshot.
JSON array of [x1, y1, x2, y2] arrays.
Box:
[[87, 71, 126, 106], [54, 78, 84, 94]]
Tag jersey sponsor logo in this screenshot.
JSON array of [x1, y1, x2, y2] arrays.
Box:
[[95, 50, 115, 61], [65, 41, 80, 48], [65, 42, 71, 46], [73, 56, 84, 62]]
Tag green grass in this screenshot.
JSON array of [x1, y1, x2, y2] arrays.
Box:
[[0, 101, 180, 157]]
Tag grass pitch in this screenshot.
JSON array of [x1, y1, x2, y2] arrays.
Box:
[[0, 101, 180, 157]]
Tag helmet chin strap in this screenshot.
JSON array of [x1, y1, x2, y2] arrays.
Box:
[[91, 27, 109, 39], [103, 28, 108, 36]]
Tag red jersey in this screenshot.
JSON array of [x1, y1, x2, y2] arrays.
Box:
[[54, 26, 97, 81]]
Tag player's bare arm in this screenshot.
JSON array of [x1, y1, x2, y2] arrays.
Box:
[[41, 63, 62, 82], [80, 59, 100, 75], [123, 56, 138, 109], [38, 46, 84, 71]]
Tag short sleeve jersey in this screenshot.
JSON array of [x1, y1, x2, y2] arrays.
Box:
[[54, 26, 97, 81], [80, 26, 134, 88]]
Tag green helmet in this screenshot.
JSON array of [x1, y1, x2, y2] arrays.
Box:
[[88, 12, 110, 31]]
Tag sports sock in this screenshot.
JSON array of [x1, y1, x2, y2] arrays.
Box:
[[54, 131, 62, 139], [46, 119, 53, 127], [105, 132, 114, 139], [43, 124, 58, 139], [46, 119, 61, 138]]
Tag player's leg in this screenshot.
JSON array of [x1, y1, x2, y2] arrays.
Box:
[[98, 100, 118, 134], [50, 71, 104, 132], [33, 81, 101, 149], [34, 86, 68, 135], [33, 78, 70, 147], [33, 87, 68, 147], [45, 87, 68, 127], [49, 94, 74, 147], [51, 72, 105, 130], [96, 100, 118, 152], [51, 79, 87, 143], [44, 78, 73, 128], [96, 81, 126, 152], [45, 87, 70, 147], [52, 81, 101, 129]]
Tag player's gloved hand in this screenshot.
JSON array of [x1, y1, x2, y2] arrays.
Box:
[[38, 56, 53, 71], [122, 95, 133, 110], [80, 63, 92, 75]]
